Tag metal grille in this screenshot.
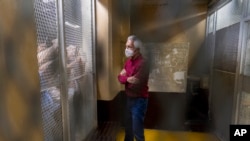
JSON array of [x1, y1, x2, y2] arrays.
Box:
[[64, 0, 96, 140], [214, 23, 240, 73], [34, 0, 60, 90], [34, 0, 95, 140], [34, 0, 63, 140], [216, 0, 243, 31], [64, 1, 84, 140], [239, 91, 250, 124], [64, 0, 86, 81]]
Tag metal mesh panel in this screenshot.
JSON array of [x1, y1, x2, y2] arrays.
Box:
[[214, 23, 240, 72], [64, 1, 84, 139], [216, 0, 243, 31], [34, 0, 63, 140], [64, 0, 86, 81], [238, 91, 250, 124], [64, 0, 96, 140], [34, 0, 60, 90], [34, 0, 95, 140]]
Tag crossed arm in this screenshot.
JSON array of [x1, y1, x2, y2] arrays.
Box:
[[119, 69, 139, 84]]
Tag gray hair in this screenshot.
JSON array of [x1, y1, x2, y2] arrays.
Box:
[[127, 35, 143, 49]]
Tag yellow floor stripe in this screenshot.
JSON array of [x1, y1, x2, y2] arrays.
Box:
[[116, 128, 220, 141]]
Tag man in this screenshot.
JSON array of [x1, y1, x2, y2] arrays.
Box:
[[118, 35, 150, 141]]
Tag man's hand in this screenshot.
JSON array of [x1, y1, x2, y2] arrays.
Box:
[[120, 69, 126, 76], [127, 76, 139, 84]]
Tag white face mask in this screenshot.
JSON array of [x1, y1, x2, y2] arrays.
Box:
[[125, 48, 134, 57]]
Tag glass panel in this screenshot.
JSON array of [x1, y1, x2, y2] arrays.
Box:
[[216, 0, 243, 31], [208, 13, 215, 34], [243, 23, 250, 76], [246, 0, 250, 17]]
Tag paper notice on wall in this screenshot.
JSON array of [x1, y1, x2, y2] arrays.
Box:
[[145, 42, 189, 92]]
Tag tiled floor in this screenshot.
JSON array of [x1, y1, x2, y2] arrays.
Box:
[[116, 128, 220, 141]]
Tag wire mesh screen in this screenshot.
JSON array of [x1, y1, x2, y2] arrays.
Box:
[[35, 0, 60, 90], [64, 0, 96, 140], [34, 0, 63, 140], [214, 23, 240, 73], [34, 0, 95, 140], [64, 0, 86, 81]]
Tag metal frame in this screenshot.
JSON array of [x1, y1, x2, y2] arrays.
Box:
[[206, 0, 250, 125], [206, 11, 217, 122], [232, 0, 250, 124], [91, 0, 98, 129], [208, 0, 232, 12], [56, 0, 70, 140]]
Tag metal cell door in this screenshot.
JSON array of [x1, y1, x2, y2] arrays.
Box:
[[34, 0, 96, 140]]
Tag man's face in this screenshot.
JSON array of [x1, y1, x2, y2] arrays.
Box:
[[126, 39, 135, 51]]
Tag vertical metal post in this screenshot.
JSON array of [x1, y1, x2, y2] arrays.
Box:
[[56, 0, 70, 141], [92, 0, 98, 127]]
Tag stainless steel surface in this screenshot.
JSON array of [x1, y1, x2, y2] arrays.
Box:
[[57, 0, 71, 140]]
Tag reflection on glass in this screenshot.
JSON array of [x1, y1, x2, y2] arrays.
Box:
[[208, 14, 214, 34], [246, 0, 250, 17], [243, 23, 250, 76], [216, 0, 243, 31]]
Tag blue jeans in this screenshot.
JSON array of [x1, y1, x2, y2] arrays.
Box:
[[124, 97, 148, 141]]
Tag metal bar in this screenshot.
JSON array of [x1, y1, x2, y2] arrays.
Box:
[[56, 0, 70, 141], [92, 0, 98, 128]]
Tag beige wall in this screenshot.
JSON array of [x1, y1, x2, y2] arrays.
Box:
[[96, 0, 130, 100]]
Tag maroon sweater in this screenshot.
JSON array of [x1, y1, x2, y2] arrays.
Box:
[[118, 54, 149, 98]]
